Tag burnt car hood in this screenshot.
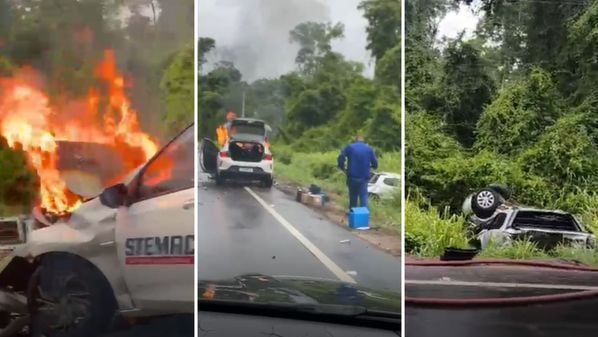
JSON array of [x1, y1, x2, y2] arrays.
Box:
[[56, 141, 135, 199], [198, 274, 401, 313]]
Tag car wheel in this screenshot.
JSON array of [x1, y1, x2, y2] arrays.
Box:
[[215, 174, 224, 186], [471, 188, 502, 218], [28, 253, 117, 337], [368, 193, 380, 201], [263, 176, 273, 188]]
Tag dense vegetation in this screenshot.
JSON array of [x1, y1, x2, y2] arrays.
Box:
[[406, 0, 598, 259], [198, 0, 401, 233], [0, 0, 193, 211]]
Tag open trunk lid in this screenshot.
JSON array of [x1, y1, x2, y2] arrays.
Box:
[[229, 118, 270, 140]]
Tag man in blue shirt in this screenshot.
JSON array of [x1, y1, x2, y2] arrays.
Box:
[[337, 132, 378, 210]]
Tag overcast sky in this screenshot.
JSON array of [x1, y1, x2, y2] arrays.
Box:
[[197, 0, 372, 81], [197, 0, 480, 81], [437, 3, 480, 42]]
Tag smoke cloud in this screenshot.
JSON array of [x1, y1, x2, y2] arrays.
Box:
[[198, 0, 373, 81]]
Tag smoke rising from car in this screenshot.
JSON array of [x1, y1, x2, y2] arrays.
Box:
[[198, 0, 372, 81]]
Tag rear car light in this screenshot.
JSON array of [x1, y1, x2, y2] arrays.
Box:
[[219, 151, 229, 158], [264, 154, 273, 161]]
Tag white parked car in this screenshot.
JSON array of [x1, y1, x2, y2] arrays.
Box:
[[0, 124, 195, 337], [201, 118, 274, 188], [368, 172, 400, 200]]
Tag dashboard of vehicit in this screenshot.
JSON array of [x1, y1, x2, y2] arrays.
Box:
[[199, 312, 400, 337]]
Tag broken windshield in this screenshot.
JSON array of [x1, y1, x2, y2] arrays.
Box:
[[513, 211, 580, 232]]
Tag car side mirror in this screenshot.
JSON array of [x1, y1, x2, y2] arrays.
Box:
[[99, 183, 128, 209]]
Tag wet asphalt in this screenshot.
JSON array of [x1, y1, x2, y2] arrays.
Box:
[[197, 171, 401, 293], [406, 263, 598, 336]]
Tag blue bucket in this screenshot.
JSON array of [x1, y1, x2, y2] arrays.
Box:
[[348, 207, 369, 230]]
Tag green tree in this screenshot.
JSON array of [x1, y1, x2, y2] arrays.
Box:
[[427, 39, 495, 146], [198, 37, 216, 71], [160, 44, 194, 136], [359, 0, 401, 62], [0, 137, 38, 211], [475, 68, 561, 155], [289, 21, 345, 76]]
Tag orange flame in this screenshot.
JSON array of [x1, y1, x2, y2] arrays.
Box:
[[0, 50, 159, 214], [216, 125, 228, 148]]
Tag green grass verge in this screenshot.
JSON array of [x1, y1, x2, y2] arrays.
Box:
[[273, 145, 400, 235]]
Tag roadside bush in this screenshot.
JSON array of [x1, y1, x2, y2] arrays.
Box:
[[291, 125, 343, 152], [519, 113, 598, 191], [405, 112, 463, 196], [404, 199, 469, 257], [310, 161, 338, 180], [475, 68, 562, 155], [378, 151, 401, 173], [272, 145, 293, 165]]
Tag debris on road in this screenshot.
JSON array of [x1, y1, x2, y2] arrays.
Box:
[[339, 239, 351, 245]]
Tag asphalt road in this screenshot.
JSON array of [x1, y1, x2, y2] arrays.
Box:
[[406, 263, 598, 336], [197, 171, 401, 293]]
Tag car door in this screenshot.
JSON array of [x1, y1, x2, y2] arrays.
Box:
[[381, 176, 400, 198], [200, 138, 219, 174], [115, 125, 195, 313]]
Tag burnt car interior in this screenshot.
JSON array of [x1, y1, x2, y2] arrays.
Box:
[[512, 211, 579, 231], [229, 141, 264, 162]]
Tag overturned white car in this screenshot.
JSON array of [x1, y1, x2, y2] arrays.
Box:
[[0, 124, 194, 337], [464, 185, 595, 250]]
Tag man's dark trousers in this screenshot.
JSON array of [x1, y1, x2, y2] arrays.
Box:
[[347, 177, 368, 209]]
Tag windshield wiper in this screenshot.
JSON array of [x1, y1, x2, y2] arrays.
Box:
[[198, 299, 400, 331]]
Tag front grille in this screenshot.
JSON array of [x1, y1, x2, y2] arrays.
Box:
[[0, 220, 23, 245]]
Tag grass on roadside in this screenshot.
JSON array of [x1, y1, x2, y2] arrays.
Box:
[[273, 145, 401, 234], [404, 199, 469, 257]]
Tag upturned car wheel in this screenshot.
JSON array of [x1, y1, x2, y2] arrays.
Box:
[[471, 188, 502, 218], [28, 253, 117, 337]]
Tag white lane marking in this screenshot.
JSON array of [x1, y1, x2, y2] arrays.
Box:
[[244, 187, 356, 284], [406, 279, 598, 291]]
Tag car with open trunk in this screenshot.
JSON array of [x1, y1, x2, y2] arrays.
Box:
[[201, 118, 274, 188]]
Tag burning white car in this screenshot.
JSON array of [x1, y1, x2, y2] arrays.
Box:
[[201, 118, 274, 188], [0, 124, 195, 337]]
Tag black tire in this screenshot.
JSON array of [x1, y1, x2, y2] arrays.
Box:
[[471, 188, 502, 219], [28, 253, 117, 337], [368, 193, 380, 201], [215, 174, 224, 186], [263, 176, 273, 188]]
